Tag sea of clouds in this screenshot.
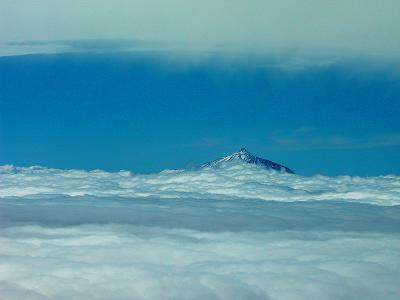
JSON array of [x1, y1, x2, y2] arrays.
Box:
[[1, 163, 400, 205], [1, 163, 400, 299]]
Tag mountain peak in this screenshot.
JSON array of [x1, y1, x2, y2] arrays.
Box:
[[239, 147, 249, 153], [200, 148, 295, 174]]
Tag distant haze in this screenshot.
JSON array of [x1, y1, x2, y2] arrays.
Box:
[[1, 0, 400, 61]]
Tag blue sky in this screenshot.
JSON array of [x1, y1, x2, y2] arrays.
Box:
[[1, 51, 399, 176], [0, 1, 400, 176]]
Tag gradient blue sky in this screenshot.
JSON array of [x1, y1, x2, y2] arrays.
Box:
[[1, 1, 400, 176], [1, 51, 399, 176]]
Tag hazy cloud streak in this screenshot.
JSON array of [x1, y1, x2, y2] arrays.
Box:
[[1, 0, 400, 61]]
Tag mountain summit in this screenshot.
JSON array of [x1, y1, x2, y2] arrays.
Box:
[[200, 148, 295, 174]]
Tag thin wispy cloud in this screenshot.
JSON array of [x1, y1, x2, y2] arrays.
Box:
[[0, 39, 162, 57], [269, 127, 400, 150]]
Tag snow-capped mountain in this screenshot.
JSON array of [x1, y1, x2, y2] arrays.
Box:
[[200, 148, 295, 174]]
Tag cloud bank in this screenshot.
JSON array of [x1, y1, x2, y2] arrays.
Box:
[[1, 164, 400, 299], [1, 206, 399, 300], [1, 0, 400, 60], [1, 163, 399, 205]]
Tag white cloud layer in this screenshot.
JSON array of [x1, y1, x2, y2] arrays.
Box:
[[1, 0, 400, 60], [1, 163, 399, 205], [1, 223, 399, 300], [1, 164, 400, 299]]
